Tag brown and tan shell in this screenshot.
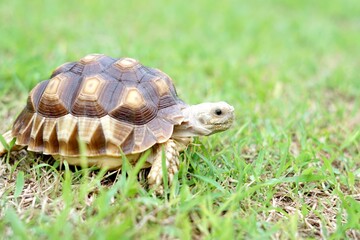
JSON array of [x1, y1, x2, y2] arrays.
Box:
[[12, 54, 185, 157]]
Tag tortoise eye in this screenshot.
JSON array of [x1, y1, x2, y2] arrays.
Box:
[[214, 109, 222, 116]]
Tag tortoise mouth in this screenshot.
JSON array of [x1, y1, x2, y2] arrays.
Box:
[[213, 120, 233, 125], [207, 119, 234, 131], [210, 113, 234, 127]]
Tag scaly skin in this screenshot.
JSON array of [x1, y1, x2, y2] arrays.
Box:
[[147, 139, 179, 195]]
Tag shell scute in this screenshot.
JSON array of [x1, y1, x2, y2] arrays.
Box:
[[101, 116, 133, 154], [71, 75, 108, 117], [43, 118, 59, 154], [28, 115, 45, 152], [37, 73, 82, 118], [51, 62, 76, 78]]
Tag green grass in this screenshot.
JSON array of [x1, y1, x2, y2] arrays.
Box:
[[0, 0, 359, 239]]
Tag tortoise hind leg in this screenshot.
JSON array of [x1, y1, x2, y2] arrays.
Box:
[[0, 130, 16, 156], [147, 139, 180, 195]]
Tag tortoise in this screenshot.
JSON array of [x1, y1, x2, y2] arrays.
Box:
[[0, 54, 234, 192]]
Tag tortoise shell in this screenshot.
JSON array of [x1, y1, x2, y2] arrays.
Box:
[[12, 54, 185, 157]]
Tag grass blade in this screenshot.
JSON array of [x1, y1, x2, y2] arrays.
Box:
[[14, 171, 25, 198], [261, 174, 327, 186], [161, 146, 169, 197], [4, 208, 27, 239], [190, 173, 225, 192]]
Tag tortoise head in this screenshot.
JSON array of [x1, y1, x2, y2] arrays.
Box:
[[173, 102, 235, 137]]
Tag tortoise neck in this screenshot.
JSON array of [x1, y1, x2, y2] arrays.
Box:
[[172, 105, 212, 138]]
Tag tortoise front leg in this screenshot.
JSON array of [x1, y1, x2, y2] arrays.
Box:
[[147, 139, 179, 194]]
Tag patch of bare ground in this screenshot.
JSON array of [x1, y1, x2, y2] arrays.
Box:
[[241, 140, 359, 238], [2, 155, 120, 204], [266, 184, 360, 239], [0, 155, 62, 218]]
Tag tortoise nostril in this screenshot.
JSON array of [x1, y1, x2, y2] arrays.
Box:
[[215, 109, 222, 116]]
